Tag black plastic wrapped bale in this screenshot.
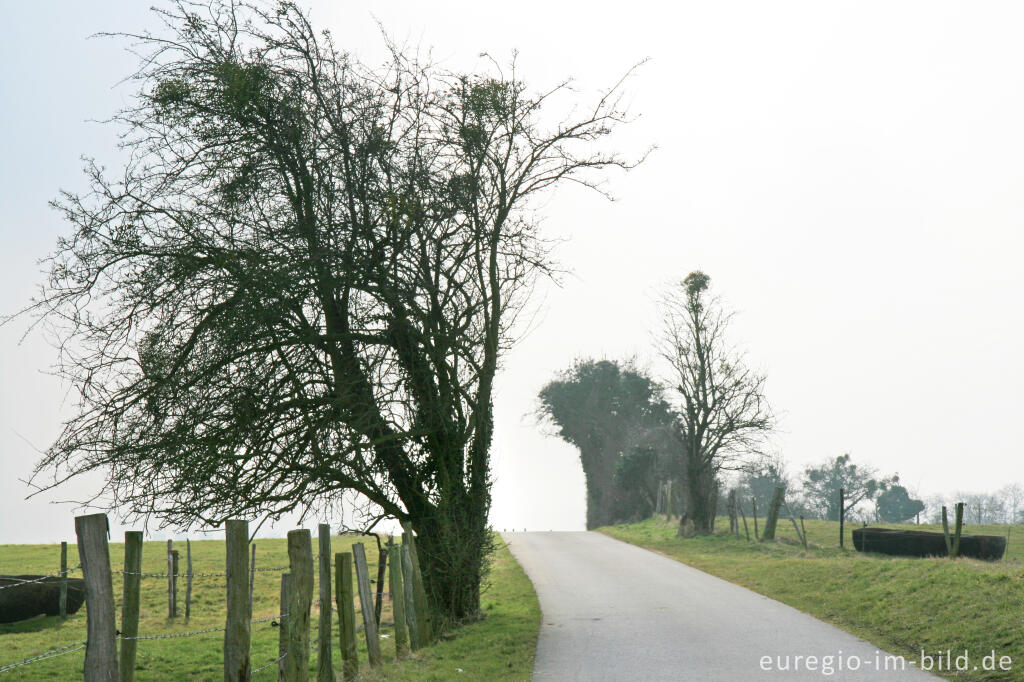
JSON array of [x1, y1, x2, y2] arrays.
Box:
[[852, 527, 1006, 561], [0, 576, 86, 623]]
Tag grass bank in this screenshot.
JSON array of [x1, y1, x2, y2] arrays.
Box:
[[0, 533, 539, 680], [601, 517, 1024, 681]]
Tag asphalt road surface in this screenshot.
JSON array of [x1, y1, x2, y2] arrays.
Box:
[[504, 531, 938, 681]]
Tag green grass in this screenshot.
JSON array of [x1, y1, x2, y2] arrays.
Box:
[[0, 533, 539, 681], [601, 516, 1024, 681]]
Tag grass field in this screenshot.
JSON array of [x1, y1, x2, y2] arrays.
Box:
[[0, 533, 539, 680], [601, 516, 1024, 681]]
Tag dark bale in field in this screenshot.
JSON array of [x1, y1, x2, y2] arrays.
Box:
[[852, 527, 1006, 561], [0, 576, 86, 623]]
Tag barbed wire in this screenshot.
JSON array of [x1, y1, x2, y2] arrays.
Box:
[[252, 566, 289, 573], [251, 653, 286, 676], [114, 570, 229, 578], [0, 641, 86, 674], [253, 613, 288, 625], [118, 625, 225, 641], [0, 566, 81, 592]]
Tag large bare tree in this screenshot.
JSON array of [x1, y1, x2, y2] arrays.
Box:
[[14, 0, 640, 620], [659, 272, 773, 535]]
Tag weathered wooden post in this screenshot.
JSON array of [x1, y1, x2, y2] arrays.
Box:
[[761, 486, 784, 541], [335, 553, 358, 680], [665, 479, 674, 519], [184, 539, 193, 622], [752, 498, 760, 540], [171, 550, 180, 618], [317, 524, 333, 682], [279, 573, 291, 681], [120, 531, 143, 682], [400, 545, 420, 651], [374, 546, 387, 627], [401, 523, 431, 645], [839, 487, 845, 548], [59, 541, 68, 619], [248, 543, 257, 616], [952, 502, 965, 559], [388, 538, 409, 657], [739, 502, 751, 541], [942, 505, 952, 555], [224, 519, 251, 681], [167, 539, 174, 618], [352, 543, 382, 666], [285, 529, 314, 681], [76, 513, 118, 682]]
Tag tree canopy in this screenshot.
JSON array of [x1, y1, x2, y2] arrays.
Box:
[[18, 0, 639, 619], [801, 454, 891, 521], [537, 358, 678, 528]]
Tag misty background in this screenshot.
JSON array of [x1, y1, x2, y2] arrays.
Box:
[[2, 0, 1023, 542]]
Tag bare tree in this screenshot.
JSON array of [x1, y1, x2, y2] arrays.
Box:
[[12, 0, 641, 621], [658, 272, 773, 535]]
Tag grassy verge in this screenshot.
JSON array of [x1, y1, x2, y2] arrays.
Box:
[[601, 517, 1024, 681], [0, 533, 539, 681]]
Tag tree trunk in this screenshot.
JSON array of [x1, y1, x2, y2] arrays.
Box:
[[683, 462, 717, 536]]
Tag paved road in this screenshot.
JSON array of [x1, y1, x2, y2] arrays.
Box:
[[504, 531, 937, 681]]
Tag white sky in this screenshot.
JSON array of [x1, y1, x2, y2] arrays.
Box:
[[3, 1, 1024, 543]]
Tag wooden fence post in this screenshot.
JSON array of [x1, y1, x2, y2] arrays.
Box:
[[401, 523, 431, 645], [167, 539, 174, 618], [317, 524, 333, 682], [59, 541, 68, 619], [120, 531, 143, 682], [224, 519, 251, 682], [185, 539, 193, 622], [752, 498, 760, 540], [279, 573, 291, 681], [335, 553, 358, 680], [400, 545, 420, 651], [739, 501, 751, 541], [285, 529, 314, 681], [352, 543, 382, 666], [941, 505, 952, 555], [952, 502, 965, 559], [248, 543, 256, 616], [839, 487, 845, 548], [388, 538, 409, 657], [76, 513, 118, 682], [761, 486, 784, 541], [374, 546, 387, 627]]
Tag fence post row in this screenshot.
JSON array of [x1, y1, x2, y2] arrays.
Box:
[[224, 519, 251, 682], [335, 552, 358, 680], [352, 543, 382, 666], [285, 529, 314, 681], [317, 524, 333, 682], [76, 513, 118, 682], [120, 531, 143, 682], [388, 538, 409, 656]]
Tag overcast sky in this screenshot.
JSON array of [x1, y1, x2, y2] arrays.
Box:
[[2, 1, 1023, 544]]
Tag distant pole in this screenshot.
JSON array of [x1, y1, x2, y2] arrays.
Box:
[[59, 541, 68, 619], [120, 531, 143, 682], [224, 519, 251, 681], [76, 513, 118, 682], [317, 524, 333, 682], [839, 488, 845, 549]]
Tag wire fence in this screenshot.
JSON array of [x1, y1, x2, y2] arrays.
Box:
[[0, 566, 81, 592], [0, 642, 87, 674]]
